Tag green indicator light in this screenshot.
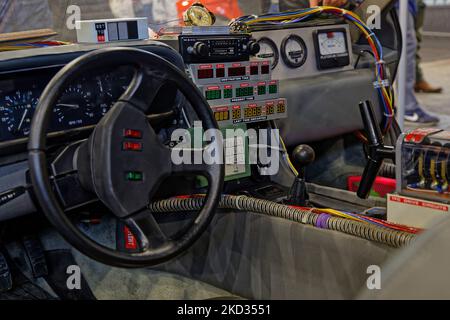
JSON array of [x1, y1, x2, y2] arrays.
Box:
[[126, 172, 143, 181]]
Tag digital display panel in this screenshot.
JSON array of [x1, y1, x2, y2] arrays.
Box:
[[198, 69, 214, 79], [228, 67, 246, 77], [244, 107, 262, 118]]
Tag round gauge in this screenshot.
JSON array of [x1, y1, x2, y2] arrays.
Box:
[[183, 3, 216, 27], [281, 35, 308, 69], [53, 84, 95, 129], [0, 90, 38, 136], [256, 37, 279, 70]]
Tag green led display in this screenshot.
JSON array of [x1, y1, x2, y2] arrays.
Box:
[[224, 88, 233, 99], [206, 90, 222, 100], [269, 84, 278, 94], [258, 86, 266, 95], [236, 87, 254, 98]]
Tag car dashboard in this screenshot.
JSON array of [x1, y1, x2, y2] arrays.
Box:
[[0, 15, 399, 222], [0, 65, 132, 144]]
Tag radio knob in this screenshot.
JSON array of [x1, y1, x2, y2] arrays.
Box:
[[191, 42, 209, 57], [247, 40, 261, 56]]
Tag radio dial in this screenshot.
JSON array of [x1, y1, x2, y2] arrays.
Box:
[[247, 41, 261, 56], [189, 42, 209, 58]]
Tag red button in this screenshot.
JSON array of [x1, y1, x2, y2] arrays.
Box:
[[123, 142, 143, 151], [124, 129, 142, 139]]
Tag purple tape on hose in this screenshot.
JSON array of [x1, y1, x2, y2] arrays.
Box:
[[316, 214, 331, 229]]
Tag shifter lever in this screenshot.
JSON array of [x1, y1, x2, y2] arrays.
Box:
[[286, 145, 315, 206], [357, 100, 396, 199]]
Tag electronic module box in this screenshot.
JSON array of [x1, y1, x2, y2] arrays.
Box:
[[397, 128, 450, 204]]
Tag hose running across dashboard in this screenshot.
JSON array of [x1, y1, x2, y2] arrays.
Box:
[[148, 195, 416, 248]]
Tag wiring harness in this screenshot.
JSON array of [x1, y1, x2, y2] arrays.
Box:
[[231, 6, 395, 142], [149, 195, 419, 248]]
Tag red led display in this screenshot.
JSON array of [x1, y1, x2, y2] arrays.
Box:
[[198, 69, 214, 79], [228, 67, 246, 77], [261, 65, 270, 75], [216, 68, 225, 78]]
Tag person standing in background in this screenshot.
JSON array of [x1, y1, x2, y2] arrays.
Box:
[[401, 0, 440, 125], [414, 0, 443, 93]]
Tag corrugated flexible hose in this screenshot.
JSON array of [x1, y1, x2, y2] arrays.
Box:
[[148, 195, 416, 248]]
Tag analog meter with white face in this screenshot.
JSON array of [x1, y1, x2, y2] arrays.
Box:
[[281, 35, 307, 69], [314, 29, 350, 70]]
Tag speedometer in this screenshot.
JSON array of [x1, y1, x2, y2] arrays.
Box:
[[53, 84, 95, 130], [0, 90, 38, 137]]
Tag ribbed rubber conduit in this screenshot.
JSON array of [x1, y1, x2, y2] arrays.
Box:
[[148, 195, 416, 248]]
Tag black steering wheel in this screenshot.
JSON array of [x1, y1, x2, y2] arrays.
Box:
[[28, 47, 224, 268]]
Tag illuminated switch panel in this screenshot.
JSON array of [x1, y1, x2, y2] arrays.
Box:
[[212, 98, 288, 126], [76, 18, 149, 43], [189, 60, 272, 85], [201, 80, 279, 106]]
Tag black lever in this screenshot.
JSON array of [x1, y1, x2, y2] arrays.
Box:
[[286, 145, 316, 206], [357, 100, 396, 199]]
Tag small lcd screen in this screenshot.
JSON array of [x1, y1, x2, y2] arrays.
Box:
[[198, 69, 214, 79], [107, 21, 138, 41], [228, 67, 246, 77]]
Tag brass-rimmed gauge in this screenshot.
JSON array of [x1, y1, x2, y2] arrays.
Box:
[[183, 3, 216, 27]]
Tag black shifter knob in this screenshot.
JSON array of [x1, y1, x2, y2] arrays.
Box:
[[292, 145, 315, 175], [286, 145, 316, 207], [357, 100, 395, 199]]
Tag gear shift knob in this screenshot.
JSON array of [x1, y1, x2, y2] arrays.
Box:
[[285, 145, 316, 207], [292, 145, 316, 175]]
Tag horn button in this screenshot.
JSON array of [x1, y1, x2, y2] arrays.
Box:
[[87, 102, 171, 218]]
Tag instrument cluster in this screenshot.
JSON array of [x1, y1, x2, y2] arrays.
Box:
[[0, 67, 133, 143]]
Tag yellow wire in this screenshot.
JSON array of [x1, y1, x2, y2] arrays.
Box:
[[280, 136, 299, 176]]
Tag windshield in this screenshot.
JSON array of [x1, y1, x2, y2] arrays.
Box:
[[0, 0, 280, 42]]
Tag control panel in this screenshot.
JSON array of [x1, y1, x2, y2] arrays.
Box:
[[211, 98, 287, 126], [188, 60, 271, 85], [200, 80, 279, 105], [184, 36, 287, 127], [181, 32, 288, 181], [252, 24, 354, 81]]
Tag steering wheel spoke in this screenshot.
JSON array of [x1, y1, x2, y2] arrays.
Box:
[[123, 209, 169, 251], [119, 66, 169, 114]]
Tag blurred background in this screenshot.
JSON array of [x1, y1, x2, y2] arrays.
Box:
[[416, 0, 450, 129]]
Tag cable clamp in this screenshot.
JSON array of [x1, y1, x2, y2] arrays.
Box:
[[383, 112, 395, 118], [373, 79, 390, 89]]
